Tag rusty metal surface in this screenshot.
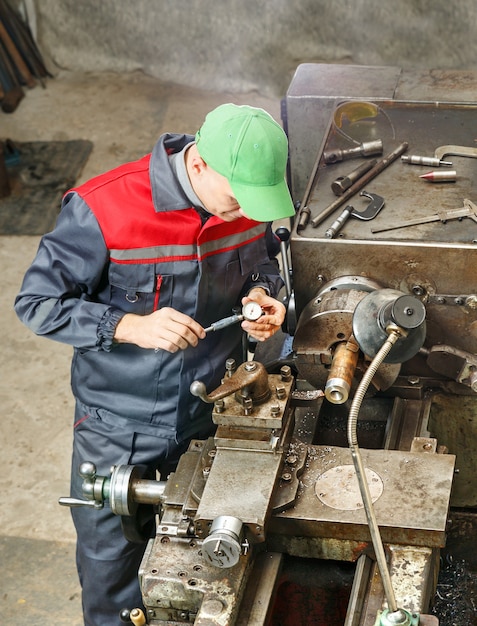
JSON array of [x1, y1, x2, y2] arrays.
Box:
[[350, 547, 439, 625], [211, 373, 294, 430], [395, 68, 477, 103], [195, 446, 284, 541], [291, 238, 477, 357], [270, 445, 455, 548], [235, 552, 283, 626], [139, 534, 253, 625], [428, 393, 477, 507]]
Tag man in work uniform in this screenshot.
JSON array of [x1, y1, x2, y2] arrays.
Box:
[[15, 103, 295, 625]]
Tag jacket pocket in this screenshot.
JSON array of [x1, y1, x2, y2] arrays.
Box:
[[109, 263, 173, 314]]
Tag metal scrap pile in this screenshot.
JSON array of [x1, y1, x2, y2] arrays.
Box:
[[431, 555, 477, 625], [0, 0, 50, 113]]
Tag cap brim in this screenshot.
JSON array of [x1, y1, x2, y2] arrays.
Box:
[[230, 178, 295, 222]]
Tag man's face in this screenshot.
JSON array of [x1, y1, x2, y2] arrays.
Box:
[[198, 165, 248, 222], [186, 145, 251, 222]]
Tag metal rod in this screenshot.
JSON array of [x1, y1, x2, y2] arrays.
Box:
[[296, 143, 326, 232], [311, 142, 408, 229], [204, 313, 244, 333]]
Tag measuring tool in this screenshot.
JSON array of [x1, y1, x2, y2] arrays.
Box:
[[204, 301, 263, 333], [325, 191, 385, 238], [371, 199, 477, 234]]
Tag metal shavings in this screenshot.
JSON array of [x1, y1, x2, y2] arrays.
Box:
[[431, 555, 477, 625]]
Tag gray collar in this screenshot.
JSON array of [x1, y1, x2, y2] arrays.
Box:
[[168, 142, 206, 211]]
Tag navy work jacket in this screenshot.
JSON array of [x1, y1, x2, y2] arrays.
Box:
[[15, 133, 284, 441]]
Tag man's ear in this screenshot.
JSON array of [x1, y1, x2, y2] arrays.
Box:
[[187, 144, 207, 177]]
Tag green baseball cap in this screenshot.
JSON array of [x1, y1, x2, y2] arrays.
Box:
[[195, 103, 295, 222]]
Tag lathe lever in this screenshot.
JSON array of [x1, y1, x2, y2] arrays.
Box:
[[58, 496, 104, 509]]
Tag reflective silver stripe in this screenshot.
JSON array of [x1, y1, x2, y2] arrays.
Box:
[[198, 224, 265, 259], [110, 244, 196, 262], [110, 224, 265, 262]]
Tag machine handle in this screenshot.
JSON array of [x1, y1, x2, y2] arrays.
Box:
[[58, 496, 103, 509]]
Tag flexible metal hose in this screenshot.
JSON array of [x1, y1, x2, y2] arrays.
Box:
[[347, 327, 402, 614]]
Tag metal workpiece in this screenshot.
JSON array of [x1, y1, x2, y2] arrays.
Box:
[[419, 169, 457, 182], [323, 139, 383, 164], [324, 337, 360, 404]]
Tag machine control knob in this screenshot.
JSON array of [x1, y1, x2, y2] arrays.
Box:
[[353, 289, 426, 364], [387, 295, 426, 330], [275, 226, 290, 242]]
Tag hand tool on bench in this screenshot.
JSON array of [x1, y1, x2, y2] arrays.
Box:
[[325, 191, 385, 238], [311, 142, 408, 228], [401, 154, 453, 167], [323, 139, 383, 164], [371, 199, 477, 234], [331, 159, 377, 195], [434, 145, 477, 161]]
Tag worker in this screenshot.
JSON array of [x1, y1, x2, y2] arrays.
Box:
[[14, 103, 295, 625]]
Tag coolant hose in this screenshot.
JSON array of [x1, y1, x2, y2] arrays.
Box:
[[347, 326, 403, 614]]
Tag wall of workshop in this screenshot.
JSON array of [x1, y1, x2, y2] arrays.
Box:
[[31, 0, 477, 97]]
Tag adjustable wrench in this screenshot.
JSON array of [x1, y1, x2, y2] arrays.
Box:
[[325, 191, 385, 238]]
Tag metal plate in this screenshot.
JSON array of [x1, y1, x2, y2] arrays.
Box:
[[314, 464, 383, 510], [271, 445, 456, 548]]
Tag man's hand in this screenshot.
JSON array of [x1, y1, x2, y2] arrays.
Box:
[[114, 308, 205, 353], [241, 288, 285, 342]]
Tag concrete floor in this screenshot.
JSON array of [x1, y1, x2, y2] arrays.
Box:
[[1, 70, 280, 625]]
